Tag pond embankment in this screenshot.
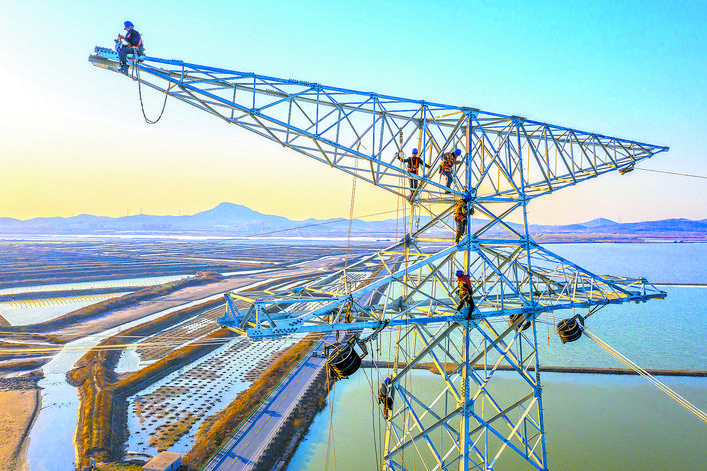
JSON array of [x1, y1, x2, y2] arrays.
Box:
[[0, 373, 42, 471], [182, 334, 326, 470], [67, 297, 228, 469]]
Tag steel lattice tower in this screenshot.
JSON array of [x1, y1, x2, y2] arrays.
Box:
[[90, 49, 668, 470]]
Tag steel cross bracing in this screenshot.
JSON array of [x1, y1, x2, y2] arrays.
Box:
[[89, 48, 667, 204], [90, 48, 668, 470]]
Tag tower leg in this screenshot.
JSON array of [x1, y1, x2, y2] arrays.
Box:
[[383, 316, 548, 471]]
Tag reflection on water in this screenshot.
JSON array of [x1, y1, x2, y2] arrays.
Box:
[[289, 285, 707, 470], [0, 292, 130, 326], [288, 371, 707, 471], [19, 242, 707, 469], [0, 274, 192, 296], [360, 286, 707, 372], [548, 242, 707, 284]]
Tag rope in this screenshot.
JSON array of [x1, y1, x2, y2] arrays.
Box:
[[362, 364, 383, 471], [135, 66, 169, 125], [582, 326, 707, 424], [324, 365, 338, 471], [343, 163, 358, 293], [638, 168, 707, 180], [253, 209, 397, 237]]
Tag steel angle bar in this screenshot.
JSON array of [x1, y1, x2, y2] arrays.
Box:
[[393, 386, 447, 469], [529, 243, 665, 299], [468, 407, 545, 471], [90, 52, 667, 204]]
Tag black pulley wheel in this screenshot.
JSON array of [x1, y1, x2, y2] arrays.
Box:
[[557, 317, 583, 343]]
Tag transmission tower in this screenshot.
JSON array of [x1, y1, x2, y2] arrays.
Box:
[[90, 49, 668, 470]]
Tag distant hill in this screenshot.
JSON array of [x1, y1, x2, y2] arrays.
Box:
[[0, 203, 705, 241]]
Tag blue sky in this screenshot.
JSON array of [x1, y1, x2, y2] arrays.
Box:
[[1, 0, 705, 223]]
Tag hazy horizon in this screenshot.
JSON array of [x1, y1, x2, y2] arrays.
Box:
[[1, 1, 705, 224]]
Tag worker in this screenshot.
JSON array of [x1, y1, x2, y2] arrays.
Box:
[[454, 197, 474, 243], [440, 149, 462, 191], [378, 375, 395, 419], [117, 21, 144, 73], [399, 148, 430, 198], [455, 270, 475, 317]]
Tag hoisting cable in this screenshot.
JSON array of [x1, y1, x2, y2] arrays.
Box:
[[324, 364, 338, 471], [362, 363, 385, 471], [343, 160, 358, 293], [637, 168, 707, 180], [581, 326, 707, 424], [134, 66, 170, 124], [252, 209, 398, 237]]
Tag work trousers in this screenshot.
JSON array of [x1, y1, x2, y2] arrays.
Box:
[[441, 169, 453, 188], [455, 218, 467, 243], [118, 46, 139, 65], [457, 292, 475, 317], [408, 170, 419, 192]]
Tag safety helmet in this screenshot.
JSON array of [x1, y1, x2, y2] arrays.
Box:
[[412, 148, 418, 154], [455, 149, 462, 156], [384, 377, 391, 384], [455, 270, 464, 277], [124, 21, 134, 28]]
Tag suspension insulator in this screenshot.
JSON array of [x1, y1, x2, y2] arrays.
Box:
[[557, 315, 584, 344], [509, 313, 531, 332], [326, 342, 362, 379]]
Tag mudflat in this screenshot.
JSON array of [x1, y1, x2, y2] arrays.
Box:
[[0, 389, 39, 471]]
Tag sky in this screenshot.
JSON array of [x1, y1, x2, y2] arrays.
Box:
[[1, 0, 705, 224]]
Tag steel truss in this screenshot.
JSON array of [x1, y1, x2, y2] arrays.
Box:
[[90, 48, 668, 470]]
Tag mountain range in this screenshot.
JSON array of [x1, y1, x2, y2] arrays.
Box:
[[1, 203, 705, 240]]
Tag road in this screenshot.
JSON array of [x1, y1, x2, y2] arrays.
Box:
[[204, 334, 334, 471]]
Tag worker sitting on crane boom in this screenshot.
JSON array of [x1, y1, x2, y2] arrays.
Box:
[[117, 21, 144, 73]]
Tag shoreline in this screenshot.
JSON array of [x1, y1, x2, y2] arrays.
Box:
[[67, 300, 230, 468], [0, 373, 43, 471], [14, 387, 42, 471]]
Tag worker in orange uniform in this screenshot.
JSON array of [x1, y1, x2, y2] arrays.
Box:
[[399, 148, 430, 199], [454, 197, 474, 243], [117, 21, 144, 73], [440, 148, 462, 191], [456, 270, 475, 318]]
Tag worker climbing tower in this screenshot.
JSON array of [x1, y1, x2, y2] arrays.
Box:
[[90, 49, 668, 470]]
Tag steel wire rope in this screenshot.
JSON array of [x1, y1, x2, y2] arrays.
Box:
[[343, 160, 358, 294], [361, 359, 384, 471], [390, 146, 413, 470], [581, 326, 707, 423], [369, 367, 382, 471], [250, 209, 398, 238], [134, 65, 170, 124], [637, 168, 707, 180], [365, 336, 385, 470], [324, 365, 338, 471]]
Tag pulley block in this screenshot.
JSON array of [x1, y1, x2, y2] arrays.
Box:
[[326, 337, 362, 379], [509, 313, 531, 332], [557, 315, 584, 344]]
